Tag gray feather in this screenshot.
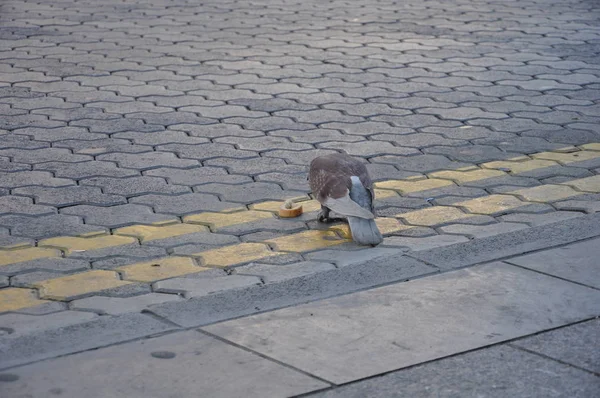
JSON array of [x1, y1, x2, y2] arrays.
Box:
[[323, 194, 375, 219], [347, 216, 383, 245]]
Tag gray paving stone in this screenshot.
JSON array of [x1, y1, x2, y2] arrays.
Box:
[[195, 181, 306, 203], [0, 196, 55, 216], [204, 262, 600, 384], [0, 214, 104, 239], [80, 176, 189, 196], [54, 138, 151, 155], [0, 257, 90, 276], [13, 186, 126, 207], [440, 222, 529, 239], [70, 293, 183, 315], [234, 261, 336, 283], [0, 170, 74, 189], [413, 212, 600, 269], [130, 193, 237, 215], [34, 160, 139, 179], [506, 237, 600, 289], [0, 275, 8, 287], [0, 312, 176, 369], [154, 275, 262, 298], [145, 166, 251, 186], [158, 143, 257, 162], [61, 204, 175, 228], [203, 156, 292, 175], [371, 154, 471, 173], [1, 330, 327, 397], [0, 148, 91, 164], [498, 211, 585, 226], [307, 345, 600, 398], [98, 151, 199, 170], [142, 231, 240, 249], [305, 247, 407, 267], [512, 319, 600, 374], [424, 145, 516, 162]]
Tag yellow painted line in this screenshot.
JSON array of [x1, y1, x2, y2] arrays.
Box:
[[183, 210, 273, 230], [0, 247, 61, 266], [38, 235, 137, 255], [266, 230, 346, 252], [0, 288, 49, 313], [558, 174, 600, 193], [7, 172, 600, 302], [114, 223, 209, 242], [34, 270, 132, 301], [116, 257, 209, 283], [194, 243, 282, 267], [1, 145, 599, 269]]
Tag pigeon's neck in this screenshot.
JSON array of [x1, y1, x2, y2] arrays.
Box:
[[349, 176, 371, 209]]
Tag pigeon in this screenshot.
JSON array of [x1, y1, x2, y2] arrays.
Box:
[[308, 153, 383, 245]]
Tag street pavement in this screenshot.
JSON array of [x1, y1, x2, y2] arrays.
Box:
[[0, 0, 599, 396]]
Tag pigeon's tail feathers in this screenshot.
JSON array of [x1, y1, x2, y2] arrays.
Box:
[[347, 216, 383, 246]]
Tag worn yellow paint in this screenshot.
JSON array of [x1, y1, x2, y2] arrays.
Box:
[[333, 217, 413, 239], [183, 210, 273, 230], [373, 188, 398, 199], [117, 257, 208, 282], [458, 194, 524, 216], [38, 235, 136, 254], [397, 206, 474, 226], [429, 168, 505, 183], [0, 247, 61, 266], [0, 288, 49, 313], [560, 175, 600, 193], [375, 178, 454, 193], [114, 223, 208, 242], [197, 243, 281, 267], [510, 185, 581, 203], [267, 230, 346, 252], [481, 159, 559, 174], [532, 149, 600, 164], [580, 143, 600, 151], [34, 270, 132, 300]]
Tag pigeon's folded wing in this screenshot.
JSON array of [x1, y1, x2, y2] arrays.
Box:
[[323, 193, 375, 219]]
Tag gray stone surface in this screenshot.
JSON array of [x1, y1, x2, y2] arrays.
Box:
[[506, 237, 600, 289], [154, 275, 262, 298], [70, 293, 183, 315], [0, 331, 328, 398], [0, 312, 176, 370], [306, 345, 599, 397], [413, 213, 600, 269], [204, 263, 600, 383], [512, 319, 600, 374], [235, 261, 336, 283]]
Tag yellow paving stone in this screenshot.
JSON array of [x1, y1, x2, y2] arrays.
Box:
[[0, 247, 61, 266], [509, 184, 581, 203], [78, 230, 109, 238], [0, 288, 49, 313], [267, 230, 348, 252], [332, 217, 413, 239], [34, 270, 132, 300], [397, 206, 474, 226], [117, 257, 209, 283], [580, 143, 600, 151], [183, 210, 273, 230], [482, 159, 559, 174], [429, 168, 505, 183], [114, 223, 208, 242], [532, 150, 600, 164], [373, 188, 398, 199], [559, 175, 600, 193], [374, 178, 454, 193], [458, 194, 525, 215], [197, 243, 281, 267], [38, 235, 136, 254]]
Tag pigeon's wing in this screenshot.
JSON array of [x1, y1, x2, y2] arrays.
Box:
[[323, 193, 375, 219]]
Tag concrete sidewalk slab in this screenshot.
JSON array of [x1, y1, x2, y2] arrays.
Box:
[[0, 331, 328, 398], [203, 263, 600, 384], [305, 345, 599, 398], [506, 238, 600, 289]]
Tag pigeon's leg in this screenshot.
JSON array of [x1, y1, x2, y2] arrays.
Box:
[[317, 205, 331, 223], [317, 205, 347, 224]]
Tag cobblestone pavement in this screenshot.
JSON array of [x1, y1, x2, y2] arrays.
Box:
[[0, 0, 599, 391]]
